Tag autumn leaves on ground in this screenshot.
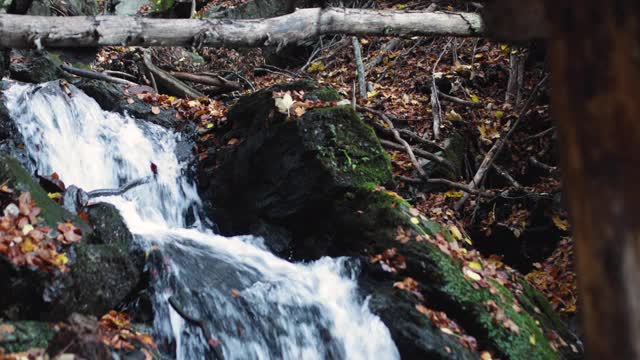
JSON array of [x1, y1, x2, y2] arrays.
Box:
[[0, 0, 577, 358]]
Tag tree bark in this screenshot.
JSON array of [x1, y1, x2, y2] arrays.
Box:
[[545, 1, 640, 358], [0, 8, 483, 49]]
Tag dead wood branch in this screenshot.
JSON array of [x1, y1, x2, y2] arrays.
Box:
[[396, 175, 494, 197], [170, 71, 242, 94], [365, 38, 402, 72], [529, 156, 559, 175], [351, 36, 367, 99], [61, 64, 138, 86], [87, 176, 152, 199], [492, 164, 522, 189], [0, 9, 484, 49], [142, 50, 203, 98], [438, 90, 483, 108], [379, 139, 455, 171]]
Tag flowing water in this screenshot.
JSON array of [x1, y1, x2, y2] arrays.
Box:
[[3, 81, 399, 360]]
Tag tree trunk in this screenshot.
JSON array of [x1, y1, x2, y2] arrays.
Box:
[[546, 1, 640, 358], [0, 8, 483, 49]]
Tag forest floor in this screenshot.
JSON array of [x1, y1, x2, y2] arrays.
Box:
[[92, 0, 576, 338]]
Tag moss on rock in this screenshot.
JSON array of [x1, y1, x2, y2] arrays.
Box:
[[337, 188, 573, 359], [0, 321, 55, 353], [0, 155, 88, 232], [300, 106, 392, 188]]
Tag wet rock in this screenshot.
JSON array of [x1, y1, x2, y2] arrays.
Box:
[[360, 276, 478, 360], [0, 94, 19, 149], [75, 79, 196, 165], [0, 49, 7, 78], [75, 79, 180, 129], [0, 321, 56, 353], [87, 202, 144, 271], [9, 50, 64, 84]]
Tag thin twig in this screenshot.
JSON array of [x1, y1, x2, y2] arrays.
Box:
[[102, 70, 137, 81], [529, 156, 559, 174], [526, 127, 555, 140], [492, 164, 522, 189], [148, 70, 158, 93], [397, 128, 444, 151], [396, 176, 494, 197], [438, 90, 483, 108], [379, 139, 455, 171]]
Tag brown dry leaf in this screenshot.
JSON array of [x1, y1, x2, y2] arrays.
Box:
[[0, 324, 15, 333], [293, 106, 306, 117]]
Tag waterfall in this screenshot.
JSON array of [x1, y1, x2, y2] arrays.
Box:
[[3, 81, 399, 360]]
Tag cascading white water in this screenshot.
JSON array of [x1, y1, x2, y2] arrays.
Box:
[[3, 81, 400, 360]]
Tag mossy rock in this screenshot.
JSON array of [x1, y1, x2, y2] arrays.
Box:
[[0, 154, 88, 232], [336, 188, 580, 359], [202, 93, 391, 236], [227, 80, 320, 133], [53, 243, 142, 317], [9, 50, 64, 84], [0, 321, 55, 353]]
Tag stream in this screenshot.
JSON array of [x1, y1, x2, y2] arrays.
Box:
[[3, 81, 399, 360]]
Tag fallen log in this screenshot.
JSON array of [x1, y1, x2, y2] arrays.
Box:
[[0, 8, 483, 49]]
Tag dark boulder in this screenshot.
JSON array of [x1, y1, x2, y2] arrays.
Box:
[[199, 81, 391, 255], [467, 190, 567, 272], [9, 50, 64, 84], [0, 49, 8, 79], [75, 79, 180, 129]]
